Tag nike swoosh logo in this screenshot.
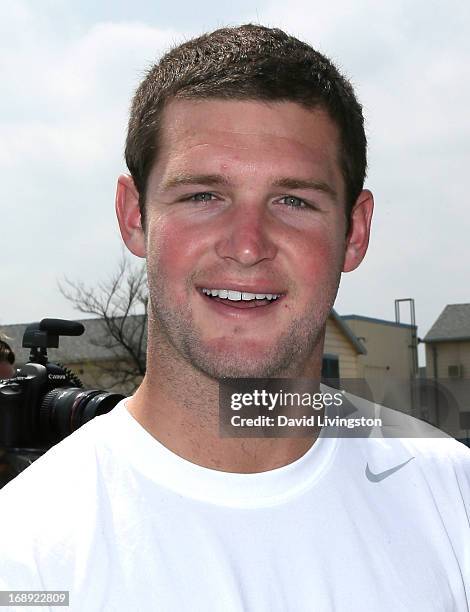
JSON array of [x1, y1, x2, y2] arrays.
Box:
[[365, 457, 415, 482]]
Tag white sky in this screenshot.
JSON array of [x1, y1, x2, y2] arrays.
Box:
[[2, 0, 469, 366]]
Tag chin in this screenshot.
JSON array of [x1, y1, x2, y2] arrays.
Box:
[[193, 358, 286, 380], [184, 338, 303, 380]]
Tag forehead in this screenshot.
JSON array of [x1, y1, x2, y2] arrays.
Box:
[[151, 98, 343, 195]]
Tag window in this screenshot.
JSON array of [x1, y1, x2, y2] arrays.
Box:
[[322, 354, 340, 388]]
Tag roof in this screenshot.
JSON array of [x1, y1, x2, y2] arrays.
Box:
[[330, 309, 367, 355], [342, 314, 416, 330], [0, 316, 147, 364], [423, 304, 470, 343]]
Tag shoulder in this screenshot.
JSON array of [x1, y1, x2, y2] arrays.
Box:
[[350, 429, 470, 472], [339, 390, 470, 498], [355, 435, 470, 519], [0, 408, 121, 547], [0, 407, 126, 590], [0, 416, 102, 536], [1, 414, 100, 500], [0, 399, 129, 500], [400, 436, 470, 485]]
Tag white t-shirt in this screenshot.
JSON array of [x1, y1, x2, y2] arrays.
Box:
[[0, 397, 469, 612]]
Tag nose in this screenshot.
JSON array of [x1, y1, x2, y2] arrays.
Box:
[[214, 201, 278, 267]]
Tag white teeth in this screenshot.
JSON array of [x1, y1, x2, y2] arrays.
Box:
[[202, 288, 281, 301]]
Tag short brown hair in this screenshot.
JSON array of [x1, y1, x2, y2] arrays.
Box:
[[125, 24, 367, 225]]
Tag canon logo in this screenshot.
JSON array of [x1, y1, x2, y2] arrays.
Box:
[[48, 374, 67, 380]]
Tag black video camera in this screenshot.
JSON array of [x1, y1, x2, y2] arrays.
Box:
[[0, 318, 124, 485]]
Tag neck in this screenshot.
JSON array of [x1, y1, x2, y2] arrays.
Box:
[[127, 326, 325, 474]]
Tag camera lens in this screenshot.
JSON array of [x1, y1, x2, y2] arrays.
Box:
[[40, 387, 124, 443]]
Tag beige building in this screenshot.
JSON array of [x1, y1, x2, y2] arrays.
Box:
[[341, 315, 418, 413], [424, 304, 470, 380], [422, 304, 470, 438], [323, 310, 366, 380]]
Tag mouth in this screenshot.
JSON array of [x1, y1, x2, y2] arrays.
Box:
[[198, 287, 285, 310]]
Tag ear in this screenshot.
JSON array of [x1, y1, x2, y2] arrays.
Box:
[[115, 174, 146, 258], [343, 189, 374, 273]]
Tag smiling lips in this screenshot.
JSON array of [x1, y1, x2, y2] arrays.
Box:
[[200, 287, 283, 309]]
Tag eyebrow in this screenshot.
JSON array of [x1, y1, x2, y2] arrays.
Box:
[[271, 177, 338, 201], [162, 174, 230, 190], [162, 173, 338, 201]]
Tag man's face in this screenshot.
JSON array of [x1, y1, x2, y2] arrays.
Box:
[[118, 99, 372, 378]]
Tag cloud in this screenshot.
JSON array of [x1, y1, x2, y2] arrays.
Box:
[[0, 5, 184, 325], [0, 10, 181, 170], [1, 0, 469, 354]]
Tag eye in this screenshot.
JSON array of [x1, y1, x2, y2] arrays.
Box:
[[189, 192, 216, 202], [278, 195, 307, 209]]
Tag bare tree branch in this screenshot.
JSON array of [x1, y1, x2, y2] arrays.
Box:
[[58, 254, 147, 392]]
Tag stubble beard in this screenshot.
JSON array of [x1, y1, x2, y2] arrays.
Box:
[[147, 274, 341, 380]]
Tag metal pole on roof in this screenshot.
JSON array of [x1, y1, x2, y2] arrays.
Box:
[[394, 298, 418, 377], [395, 298, 419, 417]]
